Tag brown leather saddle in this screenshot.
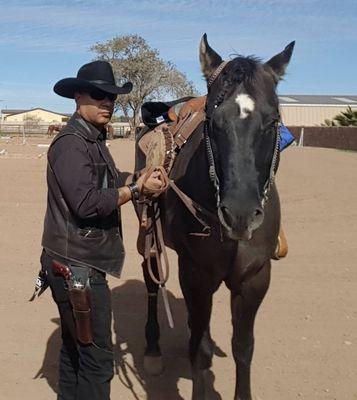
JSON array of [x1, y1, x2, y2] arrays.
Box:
[[138, 96, 206, 173]]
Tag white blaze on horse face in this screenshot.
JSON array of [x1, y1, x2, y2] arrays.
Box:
[[235, 94, 255, 119]]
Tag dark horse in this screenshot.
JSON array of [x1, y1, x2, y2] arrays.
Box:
[[47, 124, 62, 137], [136, 35, 295, 400]]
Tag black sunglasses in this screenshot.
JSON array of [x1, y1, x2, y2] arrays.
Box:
[[88, 90, 117, 102]]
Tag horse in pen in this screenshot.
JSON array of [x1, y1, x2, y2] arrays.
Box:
[[46, 124, 62, 137], [135, 34, 295, 400]]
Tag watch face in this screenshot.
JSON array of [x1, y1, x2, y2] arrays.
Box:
[[128, 183, 140, 200]]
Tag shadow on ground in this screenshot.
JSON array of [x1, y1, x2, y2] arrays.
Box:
[[112, 279, 223, 400], [33, 317, 61, 394], [35, 279, 224, 399]]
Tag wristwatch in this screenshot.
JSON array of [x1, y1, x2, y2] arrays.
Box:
[[127, 182, 140, 201]]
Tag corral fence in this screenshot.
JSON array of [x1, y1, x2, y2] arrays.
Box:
[[0, 121, 131, 138], [2, 122, 356, 150], [288, 126, 357, 151]]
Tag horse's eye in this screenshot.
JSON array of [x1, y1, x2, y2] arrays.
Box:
[[262, 120, 278, 134]]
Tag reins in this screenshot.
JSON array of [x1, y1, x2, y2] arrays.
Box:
[[138, 165, 214, 329], [138, 167, 174, 328], [138, 163, 217, 329]]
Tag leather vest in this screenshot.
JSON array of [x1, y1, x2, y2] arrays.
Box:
[[41, 115, 125, 277]]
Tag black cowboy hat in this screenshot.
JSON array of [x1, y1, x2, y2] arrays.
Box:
[[53, 60, 133, 99]]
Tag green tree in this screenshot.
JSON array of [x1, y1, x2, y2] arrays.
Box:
[[321, 106, 357, 127], [321, 118, 337, 127], [334, 106, 357, 126], [91, 35, 196, 134]]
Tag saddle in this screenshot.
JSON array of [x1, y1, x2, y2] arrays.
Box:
[[138, 96, 206, 173]]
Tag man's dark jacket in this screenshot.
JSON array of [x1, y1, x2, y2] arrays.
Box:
[[42, 113, 126, 277]]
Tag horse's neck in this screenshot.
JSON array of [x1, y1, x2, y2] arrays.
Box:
[[170, 133, 216, 211]]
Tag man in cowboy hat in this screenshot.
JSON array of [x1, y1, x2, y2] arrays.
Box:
[[40, 60, 162, 400]]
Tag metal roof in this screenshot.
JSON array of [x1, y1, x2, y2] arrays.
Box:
[[1, 109, 27, 114], [0, 107, 71, 116], [278, 95, 357, 106]]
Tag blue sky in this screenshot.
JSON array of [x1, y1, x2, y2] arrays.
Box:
[[0, 0, 356, 114]]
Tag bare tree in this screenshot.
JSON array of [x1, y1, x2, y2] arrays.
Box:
[[91, 35, 197, 134]]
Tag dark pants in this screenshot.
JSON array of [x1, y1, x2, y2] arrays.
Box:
[[41, 251, 114, 400]]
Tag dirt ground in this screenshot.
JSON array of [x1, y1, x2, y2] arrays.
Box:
[[0, 136, 356, 400]]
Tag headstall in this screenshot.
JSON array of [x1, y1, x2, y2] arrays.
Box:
[[204, 61, 281, 210]]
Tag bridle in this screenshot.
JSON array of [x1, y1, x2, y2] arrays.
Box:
[[204, 60, 281, 210]]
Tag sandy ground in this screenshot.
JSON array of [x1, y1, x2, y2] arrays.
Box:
[[0, 136, 356, 400]]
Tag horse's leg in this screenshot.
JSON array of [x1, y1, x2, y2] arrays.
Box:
[[142, 257, 164, 375], [229, 261, 271, 400], [179, 258, 216, 400]]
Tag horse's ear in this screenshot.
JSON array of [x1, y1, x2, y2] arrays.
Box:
[[199, 33, 223, 80], [266, 41, 295, 82]]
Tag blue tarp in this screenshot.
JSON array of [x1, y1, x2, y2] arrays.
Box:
[[279, 124, 295, 151]]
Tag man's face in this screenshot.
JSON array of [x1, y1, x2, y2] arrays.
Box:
[[75, 89, 116, 128]]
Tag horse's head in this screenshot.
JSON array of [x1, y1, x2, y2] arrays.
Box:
[[200, 34, 294, 240]]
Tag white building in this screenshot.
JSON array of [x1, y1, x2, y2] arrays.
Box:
[[279, 95, 357, 126]]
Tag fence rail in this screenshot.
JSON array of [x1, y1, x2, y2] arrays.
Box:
[[0, 122, 131, 138], [3, 122, 355, 149], [288, 126, 357, 151], [0, 123, 48, 135]]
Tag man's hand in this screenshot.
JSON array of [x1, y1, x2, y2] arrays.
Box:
[[136, 169, 164, 197]]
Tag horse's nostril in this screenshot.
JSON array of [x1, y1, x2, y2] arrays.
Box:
[[250, 207, 264, 231], [219, 204, 264, 235], [254, 207, 264, 218]]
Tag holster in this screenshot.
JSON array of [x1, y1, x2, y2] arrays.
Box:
[[52, 260, 93, 345], [68, 285, 93, 345]]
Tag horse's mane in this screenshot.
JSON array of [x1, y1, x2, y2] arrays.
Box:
[[226, 55, 261, 82], [222, 55, 268, 98]]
